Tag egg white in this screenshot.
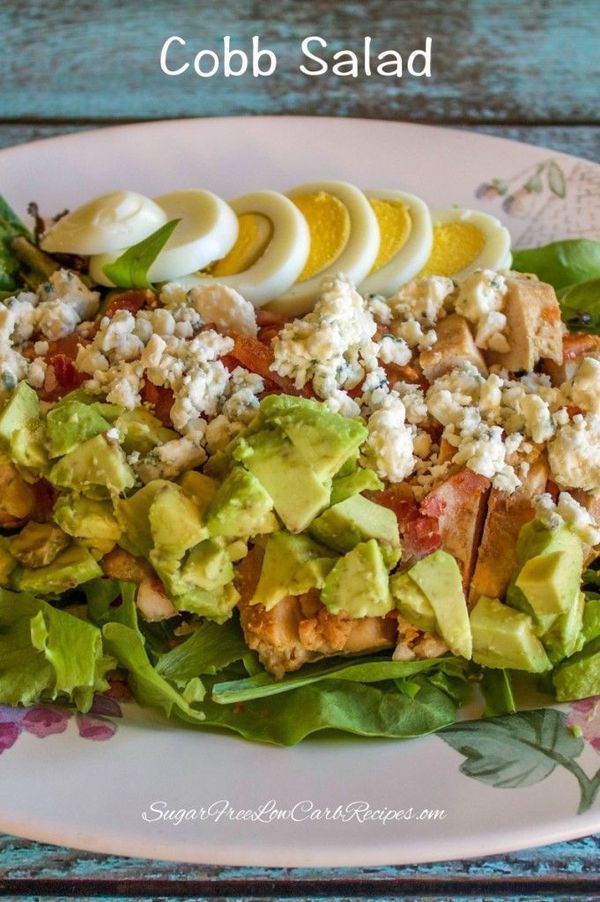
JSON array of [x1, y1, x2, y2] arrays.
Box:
[[41, 191, 168, 256], [90, 189, 239, 286], [360, 189, 433, 296], [175, 191, 310, 307], [267, 180, 380, 317], [428, 208, 512, 278]]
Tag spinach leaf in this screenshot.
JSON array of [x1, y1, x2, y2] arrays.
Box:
[[102, 219, 180, 288], [557, 279, 600, 333], [0, 196, 29, 292], [512, 239, 600, 291], [479, 668, 516, 717]]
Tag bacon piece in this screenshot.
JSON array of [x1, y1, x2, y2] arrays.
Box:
[[103, 289, 156, 318], [228, 332, 309, 396], [140, 380, 175, 427], [366, 484, 442, 561], [420, 468, 491, 586], [40, 353, 86, 401]]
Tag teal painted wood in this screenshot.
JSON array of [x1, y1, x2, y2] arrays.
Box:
[[1, 0, 598, 124], [0, 123, 598, 162]]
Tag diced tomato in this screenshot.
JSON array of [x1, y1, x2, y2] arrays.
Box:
[[140, 380, 175, 426], [103, 289, 155, 319], [545, 479, 560, 502], [367, 484, 442, 559]]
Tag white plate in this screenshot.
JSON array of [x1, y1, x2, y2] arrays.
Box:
[[1, 117, 600, 867]]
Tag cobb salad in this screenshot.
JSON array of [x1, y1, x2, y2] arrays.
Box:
[[0, 182, 600, 746]]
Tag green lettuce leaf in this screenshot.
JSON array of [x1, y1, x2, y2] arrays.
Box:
[[0, 587, 113, 711], [184, 677, 458, 746], [211, 655, 469, 704], [102, 621, 206, 722], [155, 618, 247, 686], [512, 239, 600, 291], [102, 219, 180, 288], [0, 196, 29, 292]]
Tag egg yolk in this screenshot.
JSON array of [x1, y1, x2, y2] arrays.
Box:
[[420, 222, 486, 277], [292, 192, 350, 282], [208, 213, 273, 276], [368, 199, 412, 274]]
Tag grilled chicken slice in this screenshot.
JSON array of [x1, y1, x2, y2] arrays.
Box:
[[101, 547, 177, 621], [544, 333, 600, 385], [236, 545, 399, 677], [420, 314, 487, 381], [487, 275, 563, 372], [420, 468, 491, 587], [469, 457, 549, 605]]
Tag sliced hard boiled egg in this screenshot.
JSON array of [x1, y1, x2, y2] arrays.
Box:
[[267, 180, 380, 316], [419, 208, 512, 279], [89, 189, 239, 285], [208, 213, 272, 277], [175, 191, 310, 307], [40, 190, 168, 255], [360, 189, 433, 296]]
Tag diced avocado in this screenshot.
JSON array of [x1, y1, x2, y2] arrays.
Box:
[[53, 494, 121, 556], [0, 459, 36, 520], [408, 550, 472, 659], [542, 590, 585, 663], [553, 635, 600, 701], [55, 390, 123, 423], [116, 408, 177, 454], [149, 482, 207, 558], [45, 400, 111, 458], [330, 467, 383, 505], [258, 394, 367, 482], [206, 465, 276, 539], [181, 539, 234, 591], [321, 539, 392, 618], [9, 521, 70, 568], [0, 383, 39, 446], [582, 596, 600, 644], [309, 493, 401, 569], [49, 433, 135, 497], [390, 571, 437, 633], [470, 596, 551, 673], [251, 531, 336, 610], [512, 521, 584, 618], [10, 419, 49, 475], [115, 479, 168, 557], [0, 537, 16, 585], [12, 545, 102, 594], [173, 582, 240, 624], [240, 430, 329, 533], [178, 471, 218, 517]]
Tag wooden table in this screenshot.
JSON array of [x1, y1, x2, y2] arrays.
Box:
[[1, 0, 599, 898]]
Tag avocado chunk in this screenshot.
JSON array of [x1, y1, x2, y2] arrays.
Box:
[[582, 596, 600, 644], [45, 399, 112, 458], [309, 493, 401, 569], [12, 545, 102, 594], [116, 408, 177, 454], [390, 571, 437, 633], [408, 550, 472, 659], [511, 521, 584, 619], [180, 539, 234, 591], [542, 590, 585, 663], [173, 582, 240, 623], [330, 467, 383, 505], [258, 394, 367, 482], [470, 596, 551, 672], [553, 635, 600, 701], [148, 482, 207, 557], [49, 433, 135, 497], [178, 471, 218, 517], [9, 521, 70, 568], [115, 479, 169, 557], [0, 383, 39, 446], [321, 539, 392, 618], [239, 430, 329, 533], [206, 465, 276, 539], [10, 419, 49, 474], [251, 532, 336, 610], [53, 494, 121, 556]]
